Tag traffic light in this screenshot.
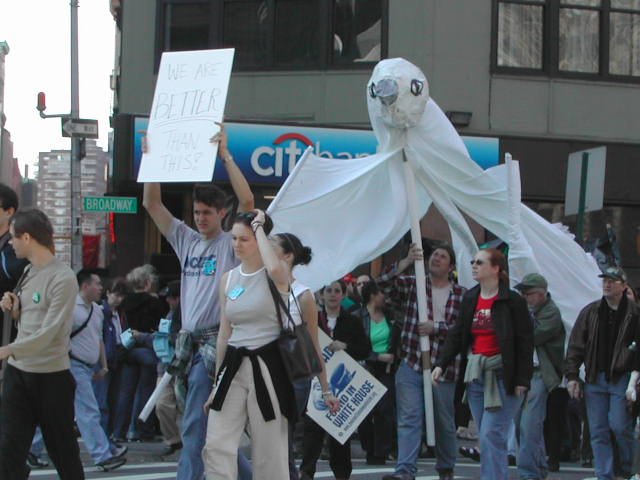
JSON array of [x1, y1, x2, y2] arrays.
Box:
[[36, 92, 46, 112]]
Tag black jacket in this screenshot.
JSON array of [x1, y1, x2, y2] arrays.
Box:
[[354, 306, 401, 365], [120, 292, 166, 333], [318, 308, 371, 361], [436, 283, 533, 394], [565, 296, 640, 384]]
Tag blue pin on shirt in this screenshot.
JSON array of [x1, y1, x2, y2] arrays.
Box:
[[228, 285, 245, 300], [203, 258, 217, 276]]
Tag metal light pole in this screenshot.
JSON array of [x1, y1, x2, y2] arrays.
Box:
[[69, 0, 82, 272], [36, 1, 82, 271]]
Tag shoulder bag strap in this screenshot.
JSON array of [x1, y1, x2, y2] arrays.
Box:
[[70, 304, 94, 339], [265, 271, 295, 331]]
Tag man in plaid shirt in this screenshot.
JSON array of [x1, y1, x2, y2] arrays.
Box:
[[378, 242, 465, 480]]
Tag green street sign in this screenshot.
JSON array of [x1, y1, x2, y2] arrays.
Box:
[[83, 196, 138, 214]]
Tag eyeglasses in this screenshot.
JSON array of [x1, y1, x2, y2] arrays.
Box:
[[470, 259, 485, 266]]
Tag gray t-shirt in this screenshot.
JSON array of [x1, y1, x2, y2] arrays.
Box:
[[166, 218, 238, 332], [70, 295, 104, 365]]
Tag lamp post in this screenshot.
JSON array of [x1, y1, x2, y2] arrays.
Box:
[[36, 0, 82, 271]]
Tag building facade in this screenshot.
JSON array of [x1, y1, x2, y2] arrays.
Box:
[[109, 0, 640, 279], [37, 140, 110, 266]]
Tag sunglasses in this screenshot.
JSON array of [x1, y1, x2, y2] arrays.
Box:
[[470, 259, 486, 266]]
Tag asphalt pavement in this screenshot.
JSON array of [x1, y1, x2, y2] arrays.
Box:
[[27, 438, 606, 479]]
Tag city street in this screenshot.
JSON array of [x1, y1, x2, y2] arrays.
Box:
[[29, 439, 606, 480]]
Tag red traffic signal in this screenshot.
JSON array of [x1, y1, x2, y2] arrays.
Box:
[[36, 92, 46, 112]]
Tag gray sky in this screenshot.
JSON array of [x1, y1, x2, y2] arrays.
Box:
[[1, 0, 114, 178]]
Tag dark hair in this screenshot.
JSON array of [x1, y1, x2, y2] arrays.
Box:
[[193, 184, 227, 210], [482, 247, 509, 284], [431, 242, 456, 267], [108, 278, 129, 296], [77, 270, 98, 287], [11, 209, 54, 251], [234, 211, 274, 235], [322, 280, 347, 295], [0, 183, 18, 212], [361, 281, 380, 304], [274, 233, 312, 266]]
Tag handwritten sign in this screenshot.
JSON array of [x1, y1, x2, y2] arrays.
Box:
[[137, 48, 235, 182], [306, 331, 387, 445]]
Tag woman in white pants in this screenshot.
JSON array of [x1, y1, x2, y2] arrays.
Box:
[[203, 210, 299, 479]]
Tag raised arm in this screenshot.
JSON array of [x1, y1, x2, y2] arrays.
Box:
[[252, 210, 289, 290], [213, 122, 254, 213], [140, 132, 175, 236]]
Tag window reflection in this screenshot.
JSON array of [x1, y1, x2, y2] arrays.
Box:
[[332, 0, 382, 64], [559, 8, 600, 73], [610, 12, 640, 76], [497, 3, 543, 69], [165, 3, 211, 52]]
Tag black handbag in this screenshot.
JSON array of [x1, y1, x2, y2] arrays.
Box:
[[266, 273, 322, 382]]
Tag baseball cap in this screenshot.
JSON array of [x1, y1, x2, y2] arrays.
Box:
[[598, 266, 627, 283], [514, 273, 548, 292]]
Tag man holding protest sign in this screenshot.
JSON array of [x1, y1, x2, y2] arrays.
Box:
[[142, 123, 254, 480]]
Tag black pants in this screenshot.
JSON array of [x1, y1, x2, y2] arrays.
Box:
[[300, 414, 352, 479], [544, 387, 569, 464], [358, 362, 394, 458], [0, 364, 84, 480]]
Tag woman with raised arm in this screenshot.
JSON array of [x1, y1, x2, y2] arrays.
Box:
[[432, 248, 533, 480], [202, 211, 335, 480]]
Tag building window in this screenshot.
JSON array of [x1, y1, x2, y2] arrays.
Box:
[[156, 0, 387, 71], [494, 0, 640, 81]]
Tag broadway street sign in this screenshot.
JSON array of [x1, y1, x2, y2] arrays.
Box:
[[83, 196, 137, 214]]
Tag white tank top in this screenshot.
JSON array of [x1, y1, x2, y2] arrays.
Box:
[[225, 266, 288, 350], [290, 280, 312, 326]]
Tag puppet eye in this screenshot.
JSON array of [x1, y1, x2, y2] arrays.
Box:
[[369, 82, 377, 99], [411, 79, 424, 96]]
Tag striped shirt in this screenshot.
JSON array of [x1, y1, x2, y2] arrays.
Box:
[[377, 263, 465, 381]]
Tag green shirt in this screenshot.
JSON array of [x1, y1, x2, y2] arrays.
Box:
[[370, 318, 391, 354]]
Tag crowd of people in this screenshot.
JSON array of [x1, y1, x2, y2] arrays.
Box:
[[0, 123, 638, 480]]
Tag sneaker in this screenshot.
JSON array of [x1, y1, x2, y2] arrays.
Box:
[[26, 453, 49, 469], [381, 473, 415, 480], [161, 441, 183, 456], [111, 445, 128, 459], [96, 456, 126, 472]]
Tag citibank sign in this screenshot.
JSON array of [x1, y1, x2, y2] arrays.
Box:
[[132, 118, 498, 184]]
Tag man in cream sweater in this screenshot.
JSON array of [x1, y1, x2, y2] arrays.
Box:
[[0, 209, 84, 479]]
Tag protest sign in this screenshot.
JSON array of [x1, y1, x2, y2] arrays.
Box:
[[137, 48, 235, 182], [306, 331, 387, 445]]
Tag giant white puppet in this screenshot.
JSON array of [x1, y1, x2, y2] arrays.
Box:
[[267, 57, 602, 442]]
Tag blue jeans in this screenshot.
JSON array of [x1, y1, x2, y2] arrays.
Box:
[[394, 361, 457, 475], [92, 366, 111, 435], [113, 346, 157, 440], [584, 372, 634, 480], [71, 360, 118, 464], [177, 351, 252, 480], [517, 371, 548, 480], [466, 377, 522, 480], [30, 427, 45, 456]]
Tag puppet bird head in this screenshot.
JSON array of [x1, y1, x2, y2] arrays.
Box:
[[367, 58, 429, 132]]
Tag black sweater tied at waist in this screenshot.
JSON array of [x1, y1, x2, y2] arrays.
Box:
[[210, 339, 296, 424]]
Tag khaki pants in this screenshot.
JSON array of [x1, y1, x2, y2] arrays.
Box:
[[203, 356, 288, 480], [156, 375, 182, 445]]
